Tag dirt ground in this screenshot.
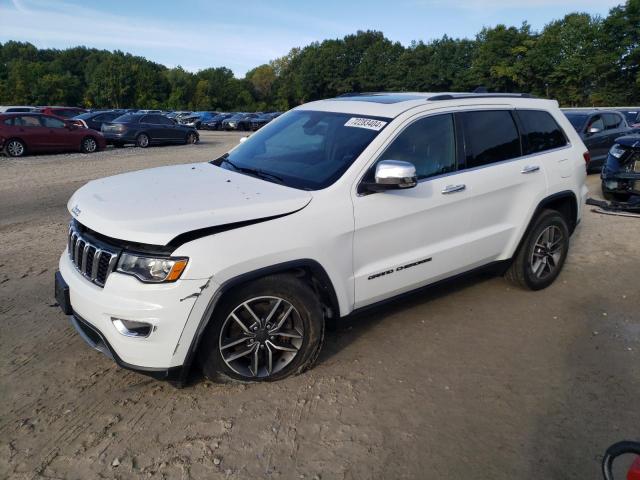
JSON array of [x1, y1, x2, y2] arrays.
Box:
[[1, 132, 639, 480]]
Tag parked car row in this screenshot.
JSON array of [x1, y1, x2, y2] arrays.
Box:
[[181, 111, 282, 131], [0, 108, 200, 157]]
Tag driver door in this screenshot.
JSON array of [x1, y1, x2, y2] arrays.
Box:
[[352, 113, 473, 308]]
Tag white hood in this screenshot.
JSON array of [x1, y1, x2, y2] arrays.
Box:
[[67, 163, 312, 246]]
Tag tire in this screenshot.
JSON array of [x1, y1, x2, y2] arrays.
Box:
[[185, 132, 198, 145], [505, 209, 570, 291], [136, 133, 150, 148], [199, 275, 325, 383], [5, 138, 26, 157], [80, 136, 98, 154]]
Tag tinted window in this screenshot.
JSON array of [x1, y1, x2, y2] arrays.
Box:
[[113, 114, 140, 123], [156, 116, 174, 125], [603, 113, 623, 130], [379, 114, 456, 179], [564, 113, 588, 131], [41, 116, 66, 128], [587, 115, 604, 132], [518, 110, 567, 155], [3, 117, 14, 125], [102, 113, 119, 121], [141, 115, 154, 124], [217, 110, 389, 190], [459, 110, 521, 167], [15, 116, 41, 127]]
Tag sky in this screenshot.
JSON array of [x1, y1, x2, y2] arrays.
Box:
[[0, 0, 625, 77]]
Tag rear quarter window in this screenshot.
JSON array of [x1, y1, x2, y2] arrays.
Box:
[[517, 110, 568, 155], [459, 110, 521, 168]]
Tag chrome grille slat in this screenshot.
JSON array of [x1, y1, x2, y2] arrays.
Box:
[[67, 223, 119, 288], [91, 249, 102, 279]]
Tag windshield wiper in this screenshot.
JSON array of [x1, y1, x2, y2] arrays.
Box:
[[216, 156, 285, 184]]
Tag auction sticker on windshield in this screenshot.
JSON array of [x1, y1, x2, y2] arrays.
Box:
[[344, 117, 387, 131]]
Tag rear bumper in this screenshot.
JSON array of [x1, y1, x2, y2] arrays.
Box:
[[102, 131, 136, 143]]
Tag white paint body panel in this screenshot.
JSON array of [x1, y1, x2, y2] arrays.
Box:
[[60, 95, 588, 370]]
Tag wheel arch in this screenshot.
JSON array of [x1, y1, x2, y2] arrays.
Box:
[[509, 190, 578, 269], [176, 259, 339, 386]]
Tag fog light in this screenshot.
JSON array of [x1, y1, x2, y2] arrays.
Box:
[[111, 317, 153, 338]]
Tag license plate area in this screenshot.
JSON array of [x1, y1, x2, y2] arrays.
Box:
[[55, 271, 72, 315]]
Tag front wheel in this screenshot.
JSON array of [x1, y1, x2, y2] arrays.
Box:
[[80, 136, 98, 154], [136, 133, 150, 148], [185, 132, 198, 145], [5, 139, 26, 157], [199, 275, 325, 383], [505, 209, 570, 290]]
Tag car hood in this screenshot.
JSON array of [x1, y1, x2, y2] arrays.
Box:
[[67, 163, 312, 246]]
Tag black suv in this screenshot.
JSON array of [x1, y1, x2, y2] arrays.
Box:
[[563, 109, 631, 171]]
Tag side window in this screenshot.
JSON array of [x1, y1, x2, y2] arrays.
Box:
[[379, 114, 456, 179], [459, 110, 521, 168], [141, 115, 152, 124], [157, 116, 174, 125], [518, 110, 568, 155], [40, 116, 66, 128], [3, 117, 14, 126], [603, 113, 623, 130], [587, 115, 604, 132], [92, 114, 106, 122], [16, 116, 42, 127]]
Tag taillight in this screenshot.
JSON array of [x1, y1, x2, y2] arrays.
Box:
[[583, 151, 590, 170]]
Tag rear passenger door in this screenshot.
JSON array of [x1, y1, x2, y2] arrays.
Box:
[[603, 112, 628, 144], [455, 109, 549, 267]]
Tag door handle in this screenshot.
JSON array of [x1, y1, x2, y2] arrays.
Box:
[[441, 184, 466, 194], [521, 165, 540, 174]]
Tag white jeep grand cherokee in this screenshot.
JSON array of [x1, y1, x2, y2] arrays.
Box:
[[55, 92, 589, 385]]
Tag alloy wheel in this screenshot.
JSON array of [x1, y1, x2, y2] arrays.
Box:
[[529, 225, 564, 280], [7, 140, 24, 157], [218, 296, 304, 379], [83, 137, 97, 152]]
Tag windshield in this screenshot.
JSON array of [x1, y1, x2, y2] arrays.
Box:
[[212, 110, 390, 190], [564, 113, 588, 131]]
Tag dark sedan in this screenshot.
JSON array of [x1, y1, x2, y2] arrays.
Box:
[[0, 113, 106, 157], [71, 110, 124, 130], [601, 135, 640, 201], [227, 113, 260, 131], [563, 109, 631, 171], [249, 112, 282, 131], [201, 113, 233, 130], [101, 113, 199, 148]]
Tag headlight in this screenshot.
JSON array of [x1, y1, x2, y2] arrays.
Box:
[[609, 144, 626, 159], [117, 253, 188, 283]]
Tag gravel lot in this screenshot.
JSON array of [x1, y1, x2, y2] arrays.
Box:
[[1, 131, 639, 479]]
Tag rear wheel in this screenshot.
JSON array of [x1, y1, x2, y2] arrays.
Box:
[[80, 136, 98, 154], [136, 133, 150, 148], [199, 275, 325, 383], [505, 209, 570, 290], [185, 132, 198, 145], [5, 139, 26, 157]]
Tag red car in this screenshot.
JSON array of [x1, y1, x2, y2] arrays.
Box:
[[36, 106, 88, 119], [0, 113, 106, 157]]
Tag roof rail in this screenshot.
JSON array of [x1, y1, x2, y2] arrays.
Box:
[[428, 93, 536, 101]]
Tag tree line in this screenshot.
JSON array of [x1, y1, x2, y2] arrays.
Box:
[[0, 0, 637, 111]]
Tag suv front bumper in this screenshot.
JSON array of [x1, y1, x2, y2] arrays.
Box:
[[57, 251, 213, 378]]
